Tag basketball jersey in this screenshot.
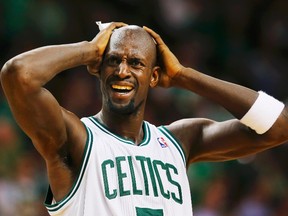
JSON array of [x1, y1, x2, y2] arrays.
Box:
[[45, 116, 193, 216]]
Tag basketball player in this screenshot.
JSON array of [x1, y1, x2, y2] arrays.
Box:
[[1, 22, 288, 216]]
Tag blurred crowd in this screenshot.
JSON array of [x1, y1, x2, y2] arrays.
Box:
[[1, 0, 288, 215]]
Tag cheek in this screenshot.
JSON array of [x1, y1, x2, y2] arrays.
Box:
[[99, 68, 113, 90], [99, 72, 110, 97], [137, 75, 151, 95], [100, 66, 111, 80]]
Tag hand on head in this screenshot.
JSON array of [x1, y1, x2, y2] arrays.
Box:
[[87, 22, 184, 89], [87, 22, 127, 77], [143, 26, 184, 88]]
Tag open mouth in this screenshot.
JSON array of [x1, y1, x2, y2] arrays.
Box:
[[111, 84, 134, 93]]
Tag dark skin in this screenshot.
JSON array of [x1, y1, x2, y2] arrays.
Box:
[[1, 22, 288, 203]]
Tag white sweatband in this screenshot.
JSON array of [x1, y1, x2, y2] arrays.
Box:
[[240, 91, 285, 134]]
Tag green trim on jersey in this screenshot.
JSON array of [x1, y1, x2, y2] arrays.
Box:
[[89, 117, 151, 146], [158, 126, 187, 165], [45, 125, 93, 212]]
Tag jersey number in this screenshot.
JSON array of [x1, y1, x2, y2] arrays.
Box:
[[136, 207, 163, 216]]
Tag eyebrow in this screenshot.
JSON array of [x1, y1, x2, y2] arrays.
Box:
[[106, 53, 146, 62]]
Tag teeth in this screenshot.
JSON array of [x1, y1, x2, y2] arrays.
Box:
[[112, 85, 133, 90]]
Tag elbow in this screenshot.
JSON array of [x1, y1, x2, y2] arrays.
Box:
[[259, 110, 288, 147], [263, 128, 288, 148], [1, 57, 24, 77], [248, 127, 288, 154], [1, 57, 35, 93]]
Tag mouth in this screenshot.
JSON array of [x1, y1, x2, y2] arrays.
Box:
[[111, 84, 133, 93]]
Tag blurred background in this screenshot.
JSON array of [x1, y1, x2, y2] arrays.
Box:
[[1, 0, 288, 215]]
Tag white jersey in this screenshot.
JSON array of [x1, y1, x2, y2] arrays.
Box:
[[45, 116, 193, 216]]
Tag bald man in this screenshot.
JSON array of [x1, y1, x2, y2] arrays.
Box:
[[1, 22, 288, 216]]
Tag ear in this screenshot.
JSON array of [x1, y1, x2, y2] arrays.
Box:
[[149, 66, 160, 88], [87, 64, 101, 78]]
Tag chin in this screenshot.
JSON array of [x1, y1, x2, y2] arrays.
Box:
[[108, 99, 136, 115]]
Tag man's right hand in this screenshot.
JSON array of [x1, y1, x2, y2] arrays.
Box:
[[87, 22, 127, 77]]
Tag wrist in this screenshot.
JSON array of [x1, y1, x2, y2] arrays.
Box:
[[170, 66, 195, 87], [79, 41, 101, 65], [167, 65, 182, 84]]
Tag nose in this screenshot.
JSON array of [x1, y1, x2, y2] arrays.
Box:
[[117, 61, 131, 79]]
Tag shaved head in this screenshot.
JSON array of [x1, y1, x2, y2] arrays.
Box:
[[107, 25, 157, 67], [99, 25, 160, 116]]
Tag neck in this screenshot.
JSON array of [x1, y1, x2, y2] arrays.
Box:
[[95, 108, 145, 145]]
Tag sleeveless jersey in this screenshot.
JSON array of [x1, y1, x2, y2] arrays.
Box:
[[45, 116, 193, 216]]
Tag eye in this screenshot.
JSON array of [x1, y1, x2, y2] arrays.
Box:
[[128, 58, 144, 68], [106, 56, 121, 66]]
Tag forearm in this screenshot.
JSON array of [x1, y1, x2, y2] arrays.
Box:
[[145, 26, 259, 118], [173, 67, 259, 119], [1, 41, 94, 92], [170, 68, 288, 163]]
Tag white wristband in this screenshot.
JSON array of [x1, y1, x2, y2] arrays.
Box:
[[240, 91, 285, 134]]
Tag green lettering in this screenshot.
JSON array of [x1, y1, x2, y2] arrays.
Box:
[[146, 157, 159, 197], [153, 160, 170, 199], [116, 156, 130, 197], [101, 159, 117, 199], [166, 163, 183, 204], [128, 156, 142, 195], [136, 156, 149, 195]]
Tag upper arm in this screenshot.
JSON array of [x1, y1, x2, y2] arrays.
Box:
[[166, 116, 288, 165], [1, 59, 81, 160]]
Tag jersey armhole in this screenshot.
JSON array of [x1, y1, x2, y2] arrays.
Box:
[[158, 126, 187, 166], [44, 124, 93, 213]]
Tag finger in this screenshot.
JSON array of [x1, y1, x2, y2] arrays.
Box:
[[103, 22, 128, 32], [94, 22, 127, 51], [143, 26, 165, 46]]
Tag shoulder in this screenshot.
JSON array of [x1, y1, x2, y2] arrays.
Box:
[[165, 118, 215, 140], [163, 118, 216, 162], [165, 118, 253, 163]]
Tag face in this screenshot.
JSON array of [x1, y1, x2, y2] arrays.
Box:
[[99, 26, 159, 115]]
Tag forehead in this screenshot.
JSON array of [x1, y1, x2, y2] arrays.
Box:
[[106, 26, 155, 59]]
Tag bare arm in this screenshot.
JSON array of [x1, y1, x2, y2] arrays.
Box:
[[144, 26, 288, 164], [0, 22, 126, 200], [1, 42, 92, 158]]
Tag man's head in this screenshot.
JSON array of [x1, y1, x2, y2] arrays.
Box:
[[99, 25, 160, 115], [108, 25, 158, 67]]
